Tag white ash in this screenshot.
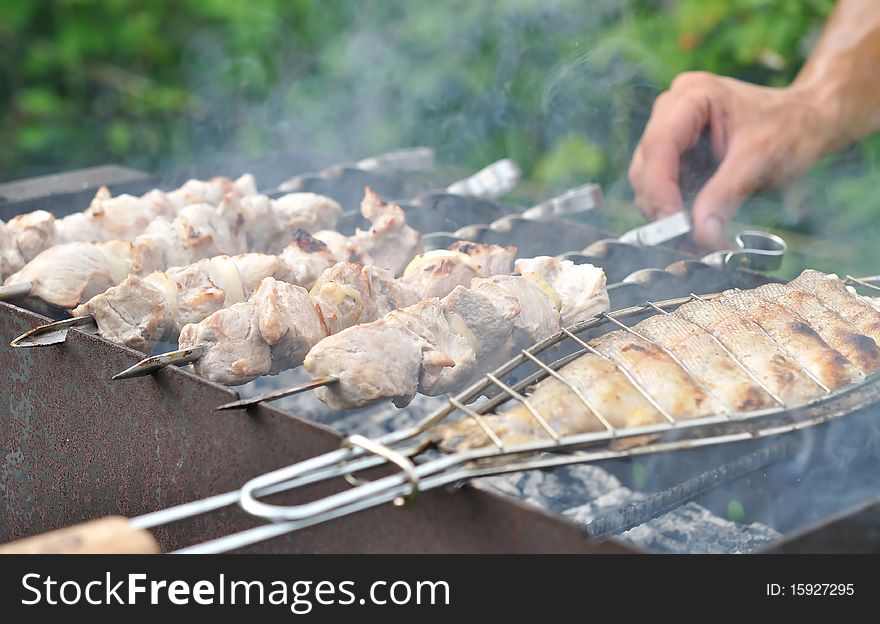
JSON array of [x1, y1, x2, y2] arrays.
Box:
[[478, 465, 779, 554], [621, 503, 780, 554]]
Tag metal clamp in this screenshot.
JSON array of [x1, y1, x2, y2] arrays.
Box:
[[701, 230, 787, 272], [343, 435, 420, 506]]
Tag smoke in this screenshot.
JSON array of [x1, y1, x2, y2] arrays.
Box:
[[87, 3, 880, 548], [157, 1, 651, 200]]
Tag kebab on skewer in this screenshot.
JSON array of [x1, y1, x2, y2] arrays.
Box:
[[151, 252, 605, 392], [0, 174, 258, 280], [12, 188, 432, 350], [1, 187, 366, 313], [16, 165, 571, 352], [69, 234, 504, 353], [70, 231, 338, 352], [168, 242, 525, 384], [7, 271, 880, 555], [0, 151, 516, 285], [299, 257, 609, 408]]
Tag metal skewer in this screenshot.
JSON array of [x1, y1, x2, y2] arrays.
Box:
[[214, 376, 339, 410], [5, 278, 880, 554], [112, 345, 206, 380], [9, 157, 526, 350], [10, 314, 97, 347], [0, 148, 440, 308], [845, 274, 880, 293], [0, 280, 32, 302], [106, 183, 607, 382]]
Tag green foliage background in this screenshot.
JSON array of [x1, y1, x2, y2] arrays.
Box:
[[2, 0, 878, 275]]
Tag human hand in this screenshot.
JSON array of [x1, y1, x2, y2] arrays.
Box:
[[628, 72, 836, 248]]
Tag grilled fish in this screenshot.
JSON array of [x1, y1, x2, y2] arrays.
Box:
[[437, 270, 875, 451], [790, 269, 880, 342], [673, 299, 822, 404], [716, 289, 863, 390], [753, 282, 880, 374], [589, 330, 724, 419], [634, 313, 777, 412], [435, 353, 664, 450]]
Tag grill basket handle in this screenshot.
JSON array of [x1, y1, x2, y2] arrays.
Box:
[[0, 516, 159, 555]]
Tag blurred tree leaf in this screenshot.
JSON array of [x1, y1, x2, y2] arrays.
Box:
[[0, 0, 866, 282], [534, 134, 606, 185]]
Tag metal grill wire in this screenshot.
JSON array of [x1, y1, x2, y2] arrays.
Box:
[[421, 291, 841, 453], [231, 282, 880, 534]]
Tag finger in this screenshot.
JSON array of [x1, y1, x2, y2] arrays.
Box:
[[629, 140, 684, 221], [691, 145, 763, 249], [628, 148, 656, 220], [633, 91, 713, 219], [630, 148, 678, 221]]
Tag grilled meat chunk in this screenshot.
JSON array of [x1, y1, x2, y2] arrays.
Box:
[[163, 174, 256, 210], [179, 263, 415, 384], [304, 322, 428, 409], [179, 301, 272, 385], [5, 210, 58, 268], [5, 183, 345, 312], [70, 197, 432, 353], [473, 275, 559, 358], [73, 253, 295, 352], [386, 298, 474, 396], [253, 279, 329, 376], [0, 220, 26, 280], [238, 192, 341, 253], [130, 199, 248, 274], [400, 243, 518, 299], [0, 175, 257, 280], [351, 186, 422, 275], [514, 256, 609, 325], [310, 263, 418, 335], [6, 241, 132, 311], [400, 250, 484, 298], [306, 263, 607, 408], [57, 188, 174, 243], [278, 231, 339, 286], [448, 241, 517, 276]]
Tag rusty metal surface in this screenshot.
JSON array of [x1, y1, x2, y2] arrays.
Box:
[[0, 300, 634, 553]]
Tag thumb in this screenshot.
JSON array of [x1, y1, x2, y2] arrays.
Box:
[[691, 149, 761, 249]]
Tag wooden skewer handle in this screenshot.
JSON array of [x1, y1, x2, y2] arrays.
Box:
[[0, 517, 160, 554]]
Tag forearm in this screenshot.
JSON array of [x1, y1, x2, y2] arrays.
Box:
[[793, 0, 880, 153]]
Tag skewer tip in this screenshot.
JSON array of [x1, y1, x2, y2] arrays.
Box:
[[111, 366, 145, 381], [111, 345, 206, 381], [214, 397, 258, 412], [10, 314, 97, 348], [214, 376, 338, 411]]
